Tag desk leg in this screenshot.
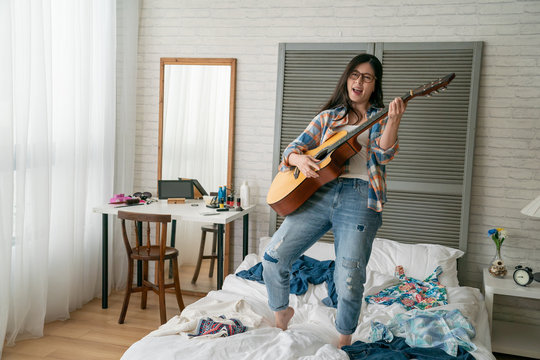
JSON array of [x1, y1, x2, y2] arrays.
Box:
[[243, 214, 249, 259], [102, 214, 108, 309], [137, 222, 142, 287], [169, 219, 176, 279], [217, 224, 224, 290]]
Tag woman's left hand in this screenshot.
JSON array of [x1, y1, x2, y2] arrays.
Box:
[[378, 97, 406, 150], [388, 97, 406, 125]]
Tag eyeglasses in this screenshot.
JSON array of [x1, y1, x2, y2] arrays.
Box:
[[349, 71, 376, 83], [133, 192, 152, 200]]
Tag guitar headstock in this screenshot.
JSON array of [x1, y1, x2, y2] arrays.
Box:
[[409, 73, 455, 98]]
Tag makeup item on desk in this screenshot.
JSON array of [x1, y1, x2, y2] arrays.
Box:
[[217, 186, 223, 204], [240, 181, 250, 207], [115, 203, 144, 208], [216, 208, 229, 212], [235, 197, 243, 211]]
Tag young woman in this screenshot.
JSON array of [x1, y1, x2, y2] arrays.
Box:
[[263, 54, 406, 348]]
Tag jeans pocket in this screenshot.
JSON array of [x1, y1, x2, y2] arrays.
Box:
[[353, 179, 369, 197]]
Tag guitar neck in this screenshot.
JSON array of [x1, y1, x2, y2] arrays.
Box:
[[319, 92, 413, 157]]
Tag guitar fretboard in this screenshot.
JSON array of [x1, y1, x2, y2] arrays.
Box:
[[315, 93, 412, 159]]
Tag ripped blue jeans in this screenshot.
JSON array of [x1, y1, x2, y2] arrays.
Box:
[[263, 178, 382, 335]]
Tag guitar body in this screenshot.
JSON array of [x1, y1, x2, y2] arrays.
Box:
[[267, 130, 363, 216]]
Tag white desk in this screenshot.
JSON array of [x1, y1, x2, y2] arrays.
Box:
[[94, 200, 254, 309], [482, 268, 540, 358]]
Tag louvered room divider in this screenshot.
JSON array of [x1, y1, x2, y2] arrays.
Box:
[[270, 42, 482, 251]]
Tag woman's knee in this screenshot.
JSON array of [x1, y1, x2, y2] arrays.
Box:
[[263, 236, 289, 265]]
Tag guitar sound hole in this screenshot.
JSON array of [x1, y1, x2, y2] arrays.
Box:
[[315, 149, 327, 160]]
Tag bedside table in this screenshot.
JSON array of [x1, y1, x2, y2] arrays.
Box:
[[482, 268, 540, 358]]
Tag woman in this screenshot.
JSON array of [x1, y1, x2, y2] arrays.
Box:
[[262, 54, 406, 348]]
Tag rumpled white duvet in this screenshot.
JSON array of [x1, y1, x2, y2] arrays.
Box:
[[121, 254, 495, 360]]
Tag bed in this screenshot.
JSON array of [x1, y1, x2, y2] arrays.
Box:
[[121, 237, 495, 360]]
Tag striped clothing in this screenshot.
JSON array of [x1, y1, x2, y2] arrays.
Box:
[[278, 106, 399, 212]]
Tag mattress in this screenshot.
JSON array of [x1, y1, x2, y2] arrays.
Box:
[[121, 239, 495, 360]]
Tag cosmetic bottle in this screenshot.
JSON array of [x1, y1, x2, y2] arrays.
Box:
[[240, 181, 250, 208]]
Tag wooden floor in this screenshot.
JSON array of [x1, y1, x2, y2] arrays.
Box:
[[2, 261, 536, 360], [178, 263, 217, 296], [2, 263, 213, 360]]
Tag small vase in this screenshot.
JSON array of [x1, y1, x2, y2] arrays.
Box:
[[488, 246, 507, 278]]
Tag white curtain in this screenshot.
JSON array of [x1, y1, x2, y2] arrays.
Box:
[[113, 0, 140, 291], [0, 0, 117, 352]]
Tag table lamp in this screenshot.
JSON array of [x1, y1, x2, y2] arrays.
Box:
[[521, 195, 540, 282], [521, 195, 540, 218]]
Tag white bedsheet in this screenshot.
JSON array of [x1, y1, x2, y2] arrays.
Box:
[[121, 254, 495, 360]]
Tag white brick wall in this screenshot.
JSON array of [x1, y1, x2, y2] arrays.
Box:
[[135, 0, 540, 325]]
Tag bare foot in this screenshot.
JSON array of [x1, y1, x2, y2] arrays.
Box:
[[338, 334, 352, 349], [275, 307, 294, 330]]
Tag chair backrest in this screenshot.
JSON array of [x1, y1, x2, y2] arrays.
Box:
[[118, 211, 172, 258]]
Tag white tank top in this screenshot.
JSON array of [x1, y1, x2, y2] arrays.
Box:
[[338, 124, 369, 181]]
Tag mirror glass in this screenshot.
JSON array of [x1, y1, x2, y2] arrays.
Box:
[[158, 58, 236, 294]]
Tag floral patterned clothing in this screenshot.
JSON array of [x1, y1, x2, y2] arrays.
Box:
[[370, 309, 477, 357], [364, 265, 448, 310]]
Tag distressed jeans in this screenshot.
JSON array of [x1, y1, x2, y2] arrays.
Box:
[[263, 177, 382, 335]]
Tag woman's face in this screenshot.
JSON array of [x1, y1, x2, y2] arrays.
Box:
[[347, 62, 376, 107]]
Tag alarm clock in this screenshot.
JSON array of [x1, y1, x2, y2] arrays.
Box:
[[513, 265, 534, 286]]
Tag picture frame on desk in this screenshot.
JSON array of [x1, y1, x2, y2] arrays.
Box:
[[178, 178, 207, 198], [158, 179, 194, 199]]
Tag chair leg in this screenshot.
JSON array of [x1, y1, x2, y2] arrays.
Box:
[[191, 229, 207, 284], [141, 260, 148, 309], [158, 259, 167, 325], [209, 231, 217, 278], [119, 258, 134, 324], [172, 257, 185, 311]]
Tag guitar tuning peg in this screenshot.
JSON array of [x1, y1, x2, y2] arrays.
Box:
[[441, 87, 447, 91], [426, 93, 432, 98]]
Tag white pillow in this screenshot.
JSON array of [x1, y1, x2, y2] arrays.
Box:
[[367, 237, 464, 287], [258, 236, 463, 287]]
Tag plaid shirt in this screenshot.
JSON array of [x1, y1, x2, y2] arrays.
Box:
[[278, 106, 399, 212]]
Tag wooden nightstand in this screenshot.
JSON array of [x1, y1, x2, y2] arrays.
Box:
[[482, 268, 540, 358]]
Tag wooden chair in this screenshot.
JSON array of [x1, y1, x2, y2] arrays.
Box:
[[118, 211, 185, 325], [191, 225, 220, 284]]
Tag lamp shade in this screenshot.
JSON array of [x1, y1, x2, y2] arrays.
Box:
[[521, 195, 540, 218]]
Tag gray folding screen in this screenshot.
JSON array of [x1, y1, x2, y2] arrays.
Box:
[[270, 42, 482, 251]]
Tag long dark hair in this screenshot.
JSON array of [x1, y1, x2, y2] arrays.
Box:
[[320, 54, 384, 120]]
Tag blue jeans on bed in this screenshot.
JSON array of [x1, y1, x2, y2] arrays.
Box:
[[263, 177, 382, 335]]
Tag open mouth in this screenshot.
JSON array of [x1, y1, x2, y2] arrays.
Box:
[[352, 87, 363, 96]]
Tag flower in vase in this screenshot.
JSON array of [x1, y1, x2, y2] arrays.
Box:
[[488, 227, 506, 250], [488, 227, 508, 277]]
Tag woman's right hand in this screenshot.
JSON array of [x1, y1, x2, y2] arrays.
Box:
[[288, 153, 320, 178]]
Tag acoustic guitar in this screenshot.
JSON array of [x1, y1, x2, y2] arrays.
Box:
[[267, 73, 456, 217]]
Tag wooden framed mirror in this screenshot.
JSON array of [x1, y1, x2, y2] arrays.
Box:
[[158, 57, 236, 294]]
